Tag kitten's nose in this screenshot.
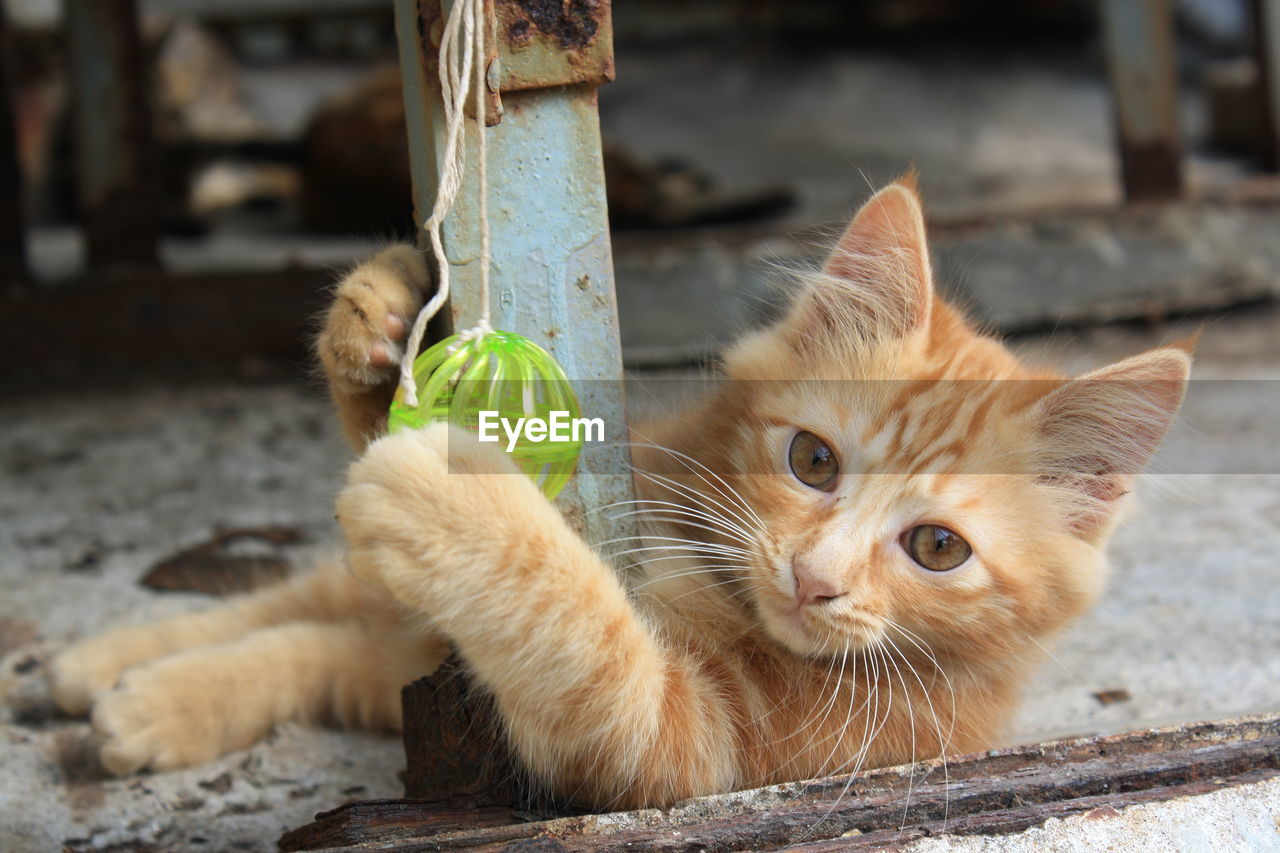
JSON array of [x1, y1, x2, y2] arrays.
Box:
[[792, 558, 845, 607]]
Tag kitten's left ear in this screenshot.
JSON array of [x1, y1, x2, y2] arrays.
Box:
[[786, 177, 934, 350], [1034, 343, 1193, 538]]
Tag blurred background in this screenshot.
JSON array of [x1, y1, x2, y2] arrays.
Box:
[[2, 2, 1279, 851], [2, 0, 1280, 380]]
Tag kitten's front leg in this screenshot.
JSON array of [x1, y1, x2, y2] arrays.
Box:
[[338, 425, 738, 807], [317, 244, 430, 451]]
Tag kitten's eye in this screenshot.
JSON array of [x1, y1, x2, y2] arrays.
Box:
[[788, 430, 839, 491], [902, 525, 972, 572]]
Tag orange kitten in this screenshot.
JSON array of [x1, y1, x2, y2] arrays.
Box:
[[50, 179, 1190, 809]]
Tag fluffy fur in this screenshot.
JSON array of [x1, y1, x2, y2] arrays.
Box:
[[49, 180, 1191, 808]]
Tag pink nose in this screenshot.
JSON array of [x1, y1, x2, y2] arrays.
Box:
[[793, 559, 845, 607]]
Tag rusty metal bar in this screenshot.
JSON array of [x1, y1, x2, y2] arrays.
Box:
[[0, 4, 26, 283], [1251, 0, 1280, 170], [1099, 0, 1183, 202], [66, 0, 159, 268]]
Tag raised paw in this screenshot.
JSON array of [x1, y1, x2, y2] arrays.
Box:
[[318, 244, 430, 389], [91, 654, 261, 775]]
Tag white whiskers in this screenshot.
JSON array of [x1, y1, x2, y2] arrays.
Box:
[[588, 438, 959, 835]]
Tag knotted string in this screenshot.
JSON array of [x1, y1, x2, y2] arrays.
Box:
[[398, 0, 493, 408]]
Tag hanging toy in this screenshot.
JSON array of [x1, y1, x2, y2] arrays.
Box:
[[388, 330, 582, 499], [388, 0, 584, 500]]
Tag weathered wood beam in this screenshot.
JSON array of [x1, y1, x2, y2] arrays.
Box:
[[278, 713, 1280, 851]]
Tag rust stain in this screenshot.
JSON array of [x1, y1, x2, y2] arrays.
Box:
[[507, 17, 534, 47], [510, 0, 602, 50]]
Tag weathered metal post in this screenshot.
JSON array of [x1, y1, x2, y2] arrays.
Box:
[[1099, 0, 1184, 202], [65, 0, 159, 268], [0, 4, 26, 284], [392, 0, 633, 802], [394, 0, 632, 543]]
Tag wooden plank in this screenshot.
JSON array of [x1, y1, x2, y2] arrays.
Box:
[[1099, 0, 1183, 201], [65, 0, 159, 268], [278, 713, 1280, 851], [781, 769, 1280, 852]]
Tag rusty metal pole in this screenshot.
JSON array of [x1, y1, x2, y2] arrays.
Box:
[[1099, 0, 1184, 202], [66, 0, 159, 268], [392, 0, 633, 802], [0, 5, 27, 284]]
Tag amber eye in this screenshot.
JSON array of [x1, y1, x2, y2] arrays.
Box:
[[788, 430, 839, 491], [903, 525, 972, 572]]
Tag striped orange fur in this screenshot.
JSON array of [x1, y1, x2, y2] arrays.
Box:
[[50, 180, 1190, 810]]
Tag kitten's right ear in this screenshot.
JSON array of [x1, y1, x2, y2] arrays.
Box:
[[1033, 345, 1192, 538], [783, 179, 935, 352]]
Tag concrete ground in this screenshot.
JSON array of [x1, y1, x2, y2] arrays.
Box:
[[1, 306, 1278, 851]]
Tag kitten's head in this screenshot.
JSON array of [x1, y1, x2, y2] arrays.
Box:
[[704, 178, 1190, 667]]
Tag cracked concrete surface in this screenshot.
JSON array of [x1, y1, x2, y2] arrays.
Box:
[[0, 387, 404, 851], [2, 309, 1278, 851]]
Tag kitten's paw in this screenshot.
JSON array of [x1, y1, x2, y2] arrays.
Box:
[[318, 244, 430, 390], [91, 657, 252, 775], [337, 423, 528, 596], [49, 629, 167, 716]]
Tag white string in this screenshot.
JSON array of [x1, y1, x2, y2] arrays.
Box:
[[398, 0, 493, 408]]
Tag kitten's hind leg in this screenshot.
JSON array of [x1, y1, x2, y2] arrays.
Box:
[[49, 561, 384, 715], [91, 620, 441, 775]]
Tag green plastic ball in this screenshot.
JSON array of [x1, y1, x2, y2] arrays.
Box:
[[387, 330, 584, 499]]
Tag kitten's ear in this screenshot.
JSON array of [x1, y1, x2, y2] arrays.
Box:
[[1034, 344, 1192, 538], [786, 178, 934, 349]]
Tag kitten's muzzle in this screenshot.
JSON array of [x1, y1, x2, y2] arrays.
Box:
[[792, 556, 846, 608]]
